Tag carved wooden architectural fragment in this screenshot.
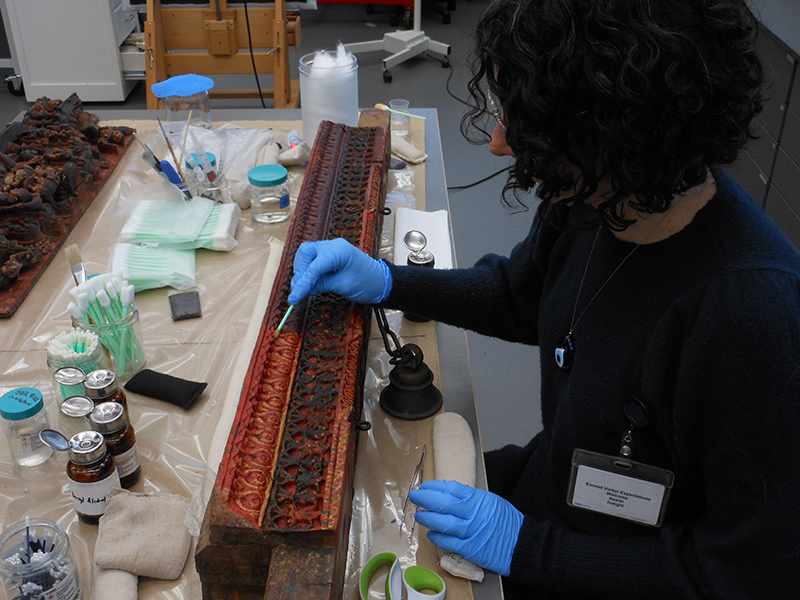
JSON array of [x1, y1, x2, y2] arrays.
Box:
[[196, 113, 391, 600], [0, 93, 134, 317]]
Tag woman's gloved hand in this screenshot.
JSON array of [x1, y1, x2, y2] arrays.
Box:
[[288, 239, 392, 305], [409, 480, 524, 577]]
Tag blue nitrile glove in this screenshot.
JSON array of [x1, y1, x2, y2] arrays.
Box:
[[409, 480, 524, 577], [288, 238, 392, 305]]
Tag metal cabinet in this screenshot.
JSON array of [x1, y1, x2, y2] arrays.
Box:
[[2, 0, 141, 102]]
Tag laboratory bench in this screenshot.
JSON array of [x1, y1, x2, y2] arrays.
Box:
[[0, 108, 502, 600]]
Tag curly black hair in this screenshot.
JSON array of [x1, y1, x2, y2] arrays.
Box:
[[464, 0, 764, 229]]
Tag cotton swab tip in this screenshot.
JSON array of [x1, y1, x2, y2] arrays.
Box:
[[273, 304, 295, 339], [374, 104, 426, 120]]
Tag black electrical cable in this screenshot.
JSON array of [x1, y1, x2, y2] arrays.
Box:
[[243, 2, 267, 109], [447, 166, 512, 191], [422, 53, 513, 192]]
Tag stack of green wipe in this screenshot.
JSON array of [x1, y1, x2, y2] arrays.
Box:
[[108, 243, 196, 292], [118, 198, 241, 252]]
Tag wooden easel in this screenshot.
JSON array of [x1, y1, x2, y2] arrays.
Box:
[[145, 0, 301, 110]]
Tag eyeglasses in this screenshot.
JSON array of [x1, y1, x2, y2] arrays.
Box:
[[486, 89, 506, 132]]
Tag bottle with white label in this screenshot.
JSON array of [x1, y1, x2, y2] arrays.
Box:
[[66, 431, 120, 524], [89, 401, 141, 488]]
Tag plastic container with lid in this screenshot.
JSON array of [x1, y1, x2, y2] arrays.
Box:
[[0, 518, 80, 600], [66, 431, 120, 524], [82, 369, 128, 417], [151, 74, 214, 129], [89, 402, 141, 488], [249, 164, 291, 224], [0, 388, 52, 467]]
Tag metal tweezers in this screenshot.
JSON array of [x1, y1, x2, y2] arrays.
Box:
[[400, 445, 426, 536]]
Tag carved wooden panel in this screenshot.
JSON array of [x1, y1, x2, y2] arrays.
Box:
[[0, 93, 134, 317], [196, 112, 390, 600]]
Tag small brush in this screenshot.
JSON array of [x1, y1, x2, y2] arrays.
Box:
[[374, 103, 426, 120], [64, 244, 87, 285], [273, 304, 295, 339]]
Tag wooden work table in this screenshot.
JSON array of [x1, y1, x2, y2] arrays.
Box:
[[0, 108, 502, 600]]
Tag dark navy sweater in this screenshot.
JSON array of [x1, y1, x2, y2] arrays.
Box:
[[384, 168, 800, 599]]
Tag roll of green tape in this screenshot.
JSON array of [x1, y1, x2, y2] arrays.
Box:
[[360, 552, 446, 600]]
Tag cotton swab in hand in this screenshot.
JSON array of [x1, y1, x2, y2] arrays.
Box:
[[374, 103, 426, 119], [273, 304, 294, 339]]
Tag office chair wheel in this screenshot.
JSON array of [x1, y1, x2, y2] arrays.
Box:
[[441, 57, 450, 68], [6, 76, 24, 97], [383, 70, 393, 83]]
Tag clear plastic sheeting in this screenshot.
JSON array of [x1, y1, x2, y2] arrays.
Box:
[[0, 116, 473, 600]]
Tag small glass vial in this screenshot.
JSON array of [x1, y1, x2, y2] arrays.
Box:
[[0, 518, 81, 600], [83, 369, 128, 417], [66, 431, 120, 524], [90, 402, 141, 488], [0, 388, 53, 467], [403, 250, 435, 323], [249, 165, 291, 224]]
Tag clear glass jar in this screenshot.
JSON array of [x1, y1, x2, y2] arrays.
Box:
[[90, 402, 141, 488], [0, 388, 53, 467], [47, 329, 107, 401], [0, 518, 80, 600], [192, 172, 232, 204], [249, 164, 291, 224], [71, 303, 145, 380], [165, 91, 211, 129]]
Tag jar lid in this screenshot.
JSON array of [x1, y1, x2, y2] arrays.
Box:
[[89, 402, 126, 434], [151, 74, 214, 98], [83, 369, 118, 399], [185, 152, 216, 169], [67, 430, 107, 463], [248, 164, 288, 187], [0, 388, 44, 421], [54, 366, 86, 386], [61, 396, 95, 419]]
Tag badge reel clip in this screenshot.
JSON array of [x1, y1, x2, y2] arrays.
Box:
[[567, 396, 675, 527]]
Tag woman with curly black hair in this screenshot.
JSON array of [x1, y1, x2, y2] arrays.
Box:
[[289, 0, 800, 597]]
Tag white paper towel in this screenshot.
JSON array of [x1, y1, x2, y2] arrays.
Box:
[[393, 207, 453, 268]]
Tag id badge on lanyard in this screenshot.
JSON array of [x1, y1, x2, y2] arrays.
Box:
[[566, 396, 675, 527]]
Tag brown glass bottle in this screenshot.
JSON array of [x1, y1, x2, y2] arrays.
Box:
[[66, 431, 120, 525], [83, 369, 128, 417], [89, 402, 141, 488]]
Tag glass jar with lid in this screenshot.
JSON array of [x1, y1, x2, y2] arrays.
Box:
[[0, 387, 53, 467], [0, 518, 80, 600], [66, 431, 120, 524], [89, 401, 141, 488], [249, 164, 291, 224]]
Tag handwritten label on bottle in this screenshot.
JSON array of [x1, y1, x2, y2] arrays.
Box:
[[69, 470, 121, 516]]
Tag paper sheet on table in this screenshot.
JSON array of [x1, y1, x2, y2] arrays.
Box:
[[392, 207, 453, 268]]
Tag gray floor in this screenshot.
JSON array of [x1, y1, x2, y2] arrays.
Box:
[[0, 1, 541, 452]]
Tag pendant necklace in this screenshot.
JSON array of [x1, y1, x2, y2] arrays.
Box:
[[555, 227, 640, 369]]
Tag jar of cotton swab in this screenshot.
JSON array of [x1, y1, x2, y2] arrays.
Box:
[[47, 330, 107, 401], [0, 518, 80, 600], [68, 273, 146, 380]]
